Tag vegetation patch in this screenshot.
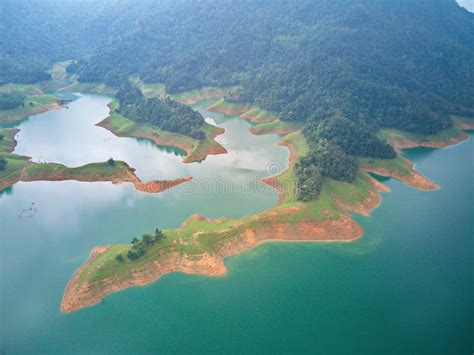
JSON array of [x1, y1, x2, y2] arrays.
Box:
[[98, 100, 227, 163], [207, 98, 250, 116], [251, 119, 302, 135], [0, 82, 67, 124]]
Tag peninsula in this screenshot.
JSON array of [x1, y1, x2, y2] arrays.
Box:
[[0, 127, 192, 193], [60, 93, 474, 312]]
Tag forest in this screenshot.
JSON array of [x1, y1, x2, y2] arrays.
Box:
[[1, 0, 473, 200], [0, 92, 25, 110], [116, 83, 205, 139]]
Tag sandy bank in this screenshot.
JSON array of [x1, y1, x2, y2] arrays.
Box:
[[61, 212, 362, 313]]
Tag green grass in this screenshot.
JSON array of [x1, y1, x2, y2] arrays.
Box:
[[325, 173, 371, 207], [139, 83, 166, 98], [61, 82, 117, 95], [271, 131, 309, 203], [0, 153, 29, 183], [139, 83, 237, 103], [0, 144, 133, 191], [378, 126, 465, 144], [207, 98, 250, 115], [102, 102, 228, 162], [49, 60, 75, 83], [0, 94, 59, 122], [23, 160, 129, 179], [0, 128, 19, 153], [452, 115, 474, 127], [0, 83, 43, 95], [251, 119, 302, 135], [240, 107, 278, 124], [357, 155, 410, 176]]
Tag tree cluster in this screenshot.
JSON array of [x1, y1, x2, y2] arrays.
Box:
[[0, 92, 25, 110], [304, 116, 396, 159], [3, 1, 472, 137], [117, 83, 206, 139], [295, 137, 360, 201], [116, 229, 166, 262], [0, 157, 7, 171]]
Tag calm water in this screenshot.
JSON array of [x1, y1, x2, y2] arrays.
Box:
[[0, 94, 472, 354]]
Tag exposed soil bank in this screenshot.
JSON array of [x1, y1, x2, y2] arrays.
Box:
[[360, 158, 438, 191], [96, 117, 194, 155], [96, 113, 227, 164], [207, 100, 251, 116], [250, 125, 300, 135], [388, 130, 469, 154], [61, 212, 361, 313], [61, 100, 473, 314], [173, 87, 237, 106], [0, 158, 192, 194], [182, 126, 228, 163], [262, 138, 299, 204]]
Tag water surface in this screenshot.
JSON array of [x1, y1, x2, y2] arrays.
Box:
[[0, 94, 472, 354]]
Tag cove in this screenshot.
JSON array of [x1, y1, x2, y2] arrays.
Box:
[[0, 93, 472, 354]]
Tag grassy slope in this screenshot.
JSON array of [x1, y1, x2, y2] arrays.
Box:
[[100, 106, 194, 153], [378, 126, 466, 144], [357, 155, 410, 176], [61, 82, 117, 95], [251, 119, 303, 135], [452, 115, 474, 128], [207, 98, 250, 115], [139, 82, 237, 105], [0, 86, 59, 122]]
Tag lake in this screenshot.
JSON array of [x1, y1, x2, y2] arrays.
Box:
[[0, 94, 472, 354]]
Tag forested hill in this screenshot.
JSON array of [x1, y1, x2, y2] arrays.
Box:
[[1, 0, 473, 200], [2, 0, 473, 135]]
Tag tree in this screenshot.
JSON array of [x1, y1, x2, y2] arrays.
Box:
[[0, 158, 7, 171], [142, 234, 153, 246], [115, 254, 124, 262], [0, 92, 25, 110], [107, 158, 115, 166], [127, 250, 139, 260], [295, 164, 323, 201], [154, 228, 165, 242]]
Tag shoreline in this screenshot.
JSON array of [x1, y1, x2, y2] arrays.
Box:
[[0, 157, 193, 194], [360, 157, 438, 191], [61, 212, 362, 313], [387, 129, 469, 154], [0, 126, 193, 193], [96, 103, 228, 164], [0, 101, 63, 124], [59, 96, 473, 313]]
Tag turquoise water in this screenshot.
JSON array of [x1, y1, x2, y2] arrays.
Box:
[[0, 94, 472, 354]]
